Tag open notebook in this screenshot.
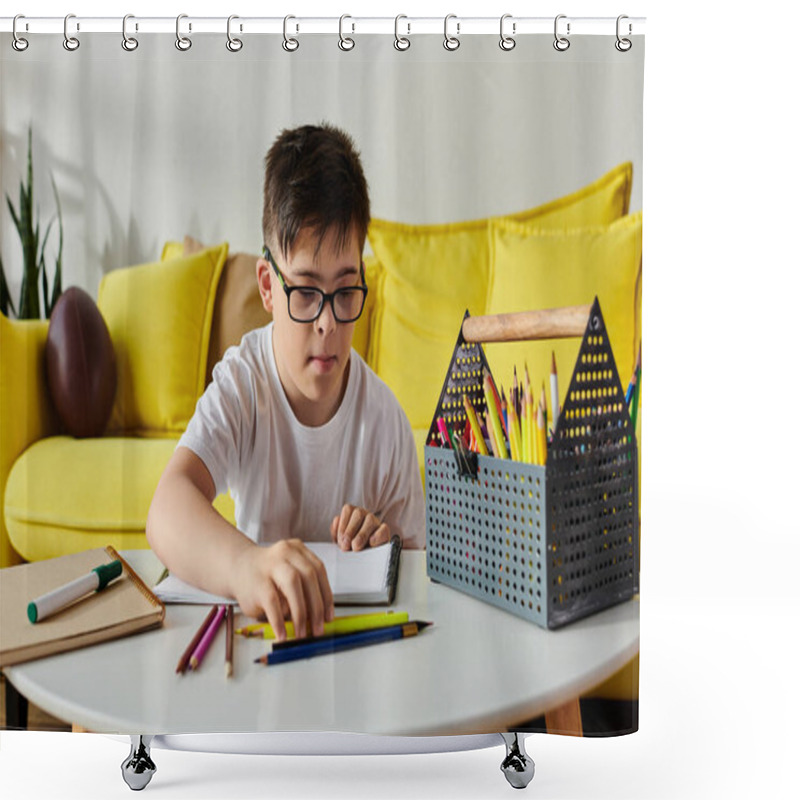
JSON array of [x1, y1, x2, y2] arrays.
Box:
[[154, 536, 402, 606]]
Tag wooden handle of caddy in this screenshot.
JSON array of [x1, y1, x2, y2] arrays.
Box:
[[461, 305, 592, 344]]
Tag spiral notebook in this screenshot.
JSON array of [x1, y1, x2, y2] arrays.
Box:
[[154, 537, 403, 606], [0, 546, 165, 667]]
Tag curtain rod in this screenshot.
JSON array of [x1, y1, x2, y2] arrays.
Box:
[[0, 16, 646, 37]]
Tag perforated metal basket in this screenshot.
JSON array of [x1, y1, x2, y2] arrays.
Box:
[[424, 298, 639, 629]]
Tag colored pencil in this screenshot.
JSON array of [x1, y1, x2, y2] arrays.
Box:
[[176, 605, 218, 674], [525, 364, 534, 464], [507, 393, 522, 461], [463, 395, 489, 456], [483, 370, 508, 459], [437, 417, 452, 448], [484, 406, 500, 457], [537, 400, 547, 465], [550, 352, 560, 434], [630, 357, 641, 432], [225, 605, 234, 678], [521, 389, 529, 463], [540, 384, 548, 440], [189, 604, 226, 671], [255, 621, 432, 666], [236, 611, 409, 640]]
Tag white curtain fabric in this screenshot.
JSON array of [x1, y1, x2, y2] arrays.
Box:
[[1, 33, 643, 295], [1, 26, 643, 742]]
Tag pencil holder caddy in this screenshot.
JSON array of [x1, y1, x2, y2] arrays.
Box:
[[424, 298, 639, 629]]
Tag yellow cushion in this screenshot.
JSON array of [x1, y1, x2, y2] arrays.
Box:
[[98, 243, 227, 435], [368, 162, 633, 429], [0, 315, 60, 567], [351, 255, 381, 365], [483, 213, 642, 420], [5, 436, 236, 562], [164, 240, 377, 366], [161, 240, 183, 261]]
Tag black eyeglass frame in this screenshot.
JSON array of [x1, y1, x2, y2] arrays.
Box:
[[263, 246, 369, 324]]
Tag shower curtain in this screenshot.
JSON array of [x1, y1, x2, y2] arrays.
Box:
[[0, 15, 643, 746]]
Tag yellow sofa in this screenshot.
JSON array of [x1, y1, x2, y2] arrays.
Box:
[[0, 162, 641, 702]]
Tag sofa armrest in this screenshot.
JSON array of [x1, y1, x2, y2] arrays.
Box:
[[0, 312, 60, 566]]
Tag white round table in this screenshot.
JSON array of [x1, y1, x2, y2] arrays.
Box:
[[5, 550, 639, 736]]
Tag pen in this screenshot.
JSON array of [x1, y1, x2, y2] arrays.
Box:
[[255, 621, 432, 665], [27, 560, 122, 623]]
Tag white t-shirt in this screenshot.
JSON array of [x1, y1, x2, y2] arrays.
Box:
[[178, 323, 425, 549]]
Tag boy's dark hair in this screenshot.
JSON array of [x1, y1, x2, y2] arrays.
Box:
[[262, 123, 370, 260]]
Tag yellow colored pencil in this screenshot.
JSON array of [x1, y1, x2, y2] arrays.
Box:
[[463, 395, 489, 456], [521, 390, 529, 463], [485, 407, 500, 458], [483, 370, 509, 459], [235, 611, 409, 640], [537, 400, 547, 465], [507, 393, 520, 461]]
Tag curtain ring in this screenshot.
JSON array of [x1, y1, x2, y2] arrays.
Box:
[[226, 15, 243, 52], [394, 15, 410, 51], [499, 14, 516, 51], [553, 14, 570, 51], [338, 15, 355, 51], [615, 15, 632, 52], [443, 14, 460, 51], [283, 15, 299, 52], [12, 15, 29, 52], [122, 15, 139, 51], [175, 14, 192, 51], [63, 13, 80, 51]]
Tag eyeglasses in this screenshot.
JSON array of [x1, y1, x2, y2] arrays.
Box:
[[263, 246, 368, 324]]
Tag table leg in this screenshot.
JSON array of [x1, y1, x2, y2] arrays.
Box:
[[545, 698, 583, 736], [500, 732, 535, 789], [3, 676, 28, 730], [121, 735, 157, 791]]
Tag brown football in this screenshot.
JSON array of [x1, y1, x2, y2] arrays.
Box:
[[45, 287, 117, 438]]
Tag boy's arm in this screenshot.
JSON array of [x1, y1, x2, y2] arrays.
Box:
[[147, 446, 334, 639]]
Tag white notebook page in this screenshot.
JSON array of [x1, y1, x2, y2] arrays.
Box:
[[153, 540, 397, 605]]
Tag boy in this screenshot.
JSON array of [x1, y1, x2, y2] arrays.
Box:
[[147, 124, 424, 641]]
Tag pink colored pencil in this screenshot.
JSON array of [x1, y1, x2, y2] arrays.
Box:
[[189, 605, 226, 670]]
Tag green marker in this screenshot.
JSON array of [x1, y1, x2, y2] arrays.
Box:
[[27, 560, 122, 623]]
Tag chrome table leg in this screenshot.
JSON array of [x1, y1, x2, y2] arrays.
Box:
[[500, 732, 535, 789], [121, 735, 156, 791]]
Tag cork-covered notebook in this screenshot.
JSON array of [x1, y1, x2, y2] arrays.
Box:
[[0, 546, 164, 667]]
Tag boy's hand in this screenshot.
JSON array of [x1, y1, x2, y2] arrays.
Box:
[[330, 504, 391, 551], [233, 539, 335, 642]]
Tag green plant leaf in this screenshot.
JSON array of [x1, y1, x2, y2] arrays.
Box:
[[49, 173, 64, 313], [41, 252, 50, 318], [0, 254, 17, 317], [7, 195, 22, 237]]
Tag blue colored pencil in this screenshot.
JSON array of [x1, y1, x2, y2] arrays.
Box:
[[254, 621, 432, 665]]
